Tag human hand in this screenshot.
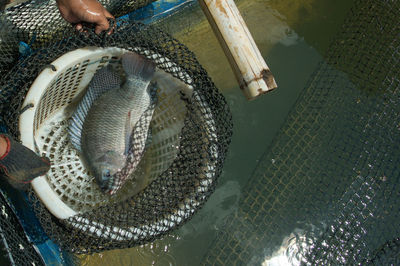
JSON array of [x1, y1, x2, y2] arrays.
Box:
[[0, 134, 50, 190], [56, 0, 114, 34]]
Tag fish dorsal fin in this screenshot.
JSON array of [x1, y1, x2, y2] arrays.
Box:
[[124, 110, 132, 156], [68, 65, 121, 151]]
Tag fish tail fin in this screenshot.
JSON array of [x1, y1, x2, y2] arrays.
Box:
[[121, 52, 155, 81]]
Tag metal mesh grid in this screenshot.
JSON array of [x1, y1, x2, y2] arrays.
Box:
[[0, 19, 232, 254], [202, 0, 400, 264], [368, 237, 400, 265]]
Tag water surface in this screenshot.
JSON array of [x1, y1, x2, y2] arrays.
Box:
[[81, 0, 354, 264]]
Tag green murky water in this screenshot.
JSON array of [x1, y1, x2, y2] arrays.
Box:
[[81, 0, 354, 264]]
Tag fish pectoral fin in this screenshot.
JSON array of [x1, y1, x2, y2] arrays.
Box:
[[94, 153, 107, 163]]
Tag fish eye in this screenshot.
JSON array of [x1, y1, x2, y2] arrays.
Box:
[[102, 169, 111, 178]]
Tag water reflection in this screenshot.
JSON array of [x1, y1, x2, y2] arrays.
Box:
[[262, 227, 316, 266], [80, 234, 179, 265], [82, 0, 354, 265]]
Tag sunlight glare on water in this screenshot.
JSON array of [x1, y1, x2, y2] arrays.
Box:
[[80, 0, 354, 264]]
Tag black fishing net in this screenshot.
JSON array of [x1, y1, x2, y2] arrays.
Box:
[[0, 190, 44, 266], [0, 1, 232, 255], [0, 0, 156, 78], [202, 0, 400, 265], [2, 0, 399, 263]]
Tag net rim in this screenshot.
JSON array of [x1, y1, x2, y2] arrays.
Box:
[[19, 46, 195, 222], [1, 20, 232, 249]]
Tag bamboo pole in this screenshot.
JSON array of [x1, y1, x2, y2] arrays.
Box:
[[198, 0, 277, 100]]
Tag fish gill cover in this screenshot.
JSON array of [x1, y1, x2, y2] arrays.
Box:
[[0, 0, 232, 256]]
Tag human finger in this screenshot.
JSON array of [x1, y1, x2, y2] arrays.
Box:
[[104, 12, 115, 35], [75, 23, 83, 32], [94, 17, 110, 34], [104, 9, 114, 19]]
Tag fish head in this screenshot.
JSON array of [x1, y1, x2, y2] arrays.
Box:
[[99, 168, 112, 188], [92, 151, 125, 192]]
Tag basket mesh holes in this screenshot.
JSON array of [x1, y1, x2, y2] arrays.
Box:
[[34, 59, 91, 134], [32, 52, 192, 214]]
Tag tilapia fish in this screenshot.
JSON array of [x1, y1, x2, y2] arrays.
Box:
[[69, 52, 157, 194]]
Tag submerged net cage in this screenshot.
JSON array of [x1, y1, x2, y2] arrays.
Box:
[[203, 0, 400, 265], [0, 0, 232, 256]]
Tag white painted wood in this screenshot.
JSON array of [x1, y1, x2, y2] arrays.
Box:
[[199, 0, 277, 100]]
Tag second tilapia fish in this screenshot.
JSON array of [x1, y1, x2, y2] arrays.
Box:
[[69, 52, 157, 194]]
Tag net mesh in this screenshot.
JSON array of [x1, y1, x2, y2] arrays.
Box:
[[0, 4, 232, 255], [1, 0, 399, 263], [0, 189, 44, 266], [0, 0, 156, 77], [202, 0, 400, 265]]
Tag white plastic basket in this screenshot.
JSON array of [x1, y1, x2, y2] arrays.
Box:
[[19, 47, 194, 223]]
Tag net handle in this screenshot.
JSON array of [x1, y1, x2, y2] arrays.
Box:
[[198, 0, 277, 100]]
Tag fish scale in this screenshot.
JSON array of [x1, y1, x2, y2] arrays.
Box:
[[82, 90, 131, 157], [106, 84, 157, 194], [69, 52, 157, 194]]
